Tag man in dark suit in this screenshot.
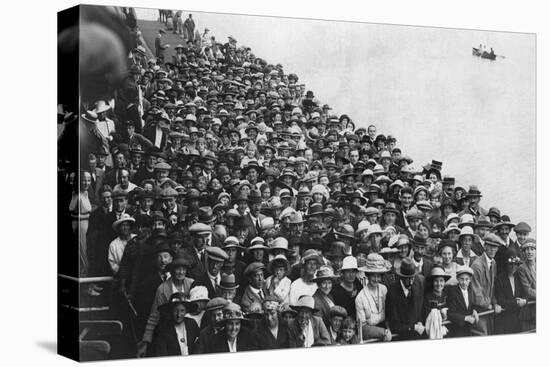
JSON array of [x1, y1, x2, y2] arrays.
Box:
[[395, 187, 413, 230], [191, 246, 229, 299], [104, 150, 128, 189], [386, 258, 425, 340], [470, 233, 504, 336], [194, 297, 229, 354], [240, 262, 269, 313], [240, 190, 266, 241], [254, 296, 291, 349], [143, 116, 169, 151], [150, 293, 200, 356], [186, 223, 213, 280], [447, 265, 478, 337], [410, 234, 433, 279], [87, 186, 115, 276]]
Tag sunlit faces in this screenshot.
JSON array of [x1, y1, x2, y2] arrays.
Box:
[[225, 319, 241, 340], [80, 171, 92, 191], [248, 269, 265, 289], [318, 279, 333, 295], [207, 259, 224, 276], [515, 231, 529, 244], [459, 235, 474, 254], [171, 303, 188, 324], [457, 273, 471, 290], [432, 276, 445, 294], [157, 251, 173, 271], [304, 259, 319, 277], [439, 245, 454, 265], [523, 246, 536, 262], [484, 243, 499, 259]]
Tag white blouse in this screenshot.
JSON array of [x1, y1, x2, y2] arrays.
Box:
[[355, 284, 388, 326]]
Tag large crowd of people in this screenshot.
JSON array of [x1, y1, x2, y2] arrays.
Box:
[[59, 8, 536, 359]]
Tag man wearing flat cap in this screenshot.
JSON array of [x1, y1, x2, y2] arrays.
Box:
[[470, 233, 504, 335], [195, 297, 230, 354], [240, 262, 269, 313], [187, 223, 213, 279], [191, 246, 229, 298]]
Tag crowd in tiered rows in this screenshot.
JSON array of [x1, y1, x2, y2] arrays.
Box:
[[60, 10, 536, 359]]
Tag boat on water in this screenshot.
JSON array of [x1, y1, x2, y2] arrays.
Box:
[[472, 47, 497, 60]]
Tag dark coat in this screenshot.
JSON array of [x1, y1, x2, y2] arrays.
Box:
[[494, 272, 523, 334], [132, 166, 155, 187], [150, 318, 200, 356], [205, 326, 259, 353], [254, 318, 291, 349], [313, 289, 335, 328], [330, 279, 363, 318], [191, 271, 218, 299], [240, 212, 266, 241], [287, 315, 331, 347], [87, 207, 116, 276], [446, 284, 475, 337], [143, 124, 168, 150], [194, 324, 221, 354], [386, 275, 425, 340]]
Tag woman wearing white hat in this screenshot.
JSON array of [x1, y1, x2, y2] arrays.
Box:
[[107, 213, 136, 274], [331, 256, 363, 317], [355, 253, 392, 341], [455, 227, 478, 267], [423, 265, 451, 339]]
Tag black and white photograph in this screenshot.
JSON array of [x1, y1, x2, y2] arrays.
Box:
[[53, 2, 540, 364]]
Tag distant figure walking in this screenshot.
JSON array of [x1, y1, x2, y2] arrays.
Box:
[[155, 29, 169, 62], [184, 14, 195, 42]]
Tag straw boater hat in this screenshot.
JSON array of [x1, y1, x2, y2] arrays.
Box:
[[458, 226, 475, 241], [189, 286, 210, 303], [427, 265, 451, 282], [247, 237, 269, 251], [93, 100, 111, 114], [223, 236, 245, 250], [455, 265, 474, 278], [301, 249, 323, 265], [111, 213, 135, 231], [355, 221, 371, 236], [359, 253, 391, 274], [312, 266, 340, 282], [395, 257, 418, 278], [340, 256, 359, 271], [458, 214, 475, 229], [290, 295, 319, 313]]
